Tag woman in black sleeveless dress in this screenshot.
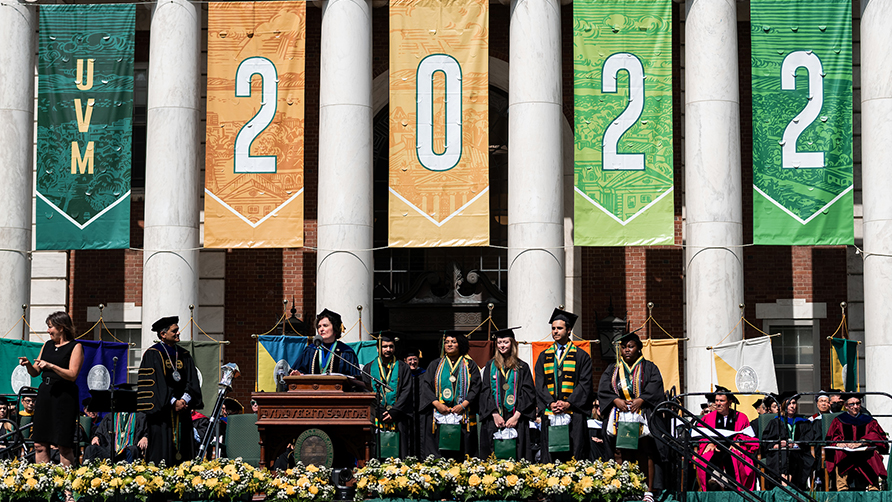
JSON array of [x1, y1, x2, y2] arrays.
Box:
[[19, 312, 84, 465]]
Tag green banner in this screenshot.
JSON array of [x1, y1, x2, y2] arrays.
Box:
[[179, 340, 222, 412], [830, 338, 858, 392], [36, 5, 134, 250], [0, 339, 45, 396], [751, 0, 853, 245], [573, 0, 674, 247]]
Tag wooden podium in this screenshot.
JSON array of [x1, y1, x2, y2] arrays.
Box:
[[252, 375, 375, 468]]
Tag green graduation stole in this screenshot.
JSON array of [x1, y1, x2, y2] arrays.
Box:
[[311, 341, 339, 374], [370, 357, 400, 430], [490, 363, 517, 416], [612, 356, 644, 400], [543, 343, 577, 415], [433, 356, 475, 432], [113, 412, 137, 454]]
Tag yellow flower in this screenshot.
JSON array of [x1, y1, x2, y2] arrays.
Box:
[[99, 465, 112, 474], [232, 473, 240, 482], [206, 478, 219, 489], [307, 464, 319, 473], [91, 478, 103, 488], [285, 485, 295, 496], [400, 465, 408, 474], [135, 476, 147, 486], [504, 462, 515, 471], [579, 477, 594, 490], [397, 476, 409, 488], [585, 466, 596, 475], [529, 465, 541, 475], [23, 467, 35, 478], [357, 477, 368, 490], [603, 467, 616, 479], [109, 478, 122, 488], [26, 478, 37, 489], [223, 464, 237, 476], [447, 466, 460, 478], [561, 475, 572, 486], [546, 477, 559, 487], [134, 465, 146, 472], [468, 474, 481, 486], [153, 477, 164, 488], [191, 465, 204, 473], [506, 474, 519, 486], [422, 474, 432, 484], [192, 477, 204, 487], [253, 470, 266, 480], [309, 485, 319, 495], [115, 465, 126, 475], [53, 475, 64, 486], [297, 477, 310, 487], [482, 474, 496, 486], [611, 479, 622, 488], [72, 478, 83, 491]]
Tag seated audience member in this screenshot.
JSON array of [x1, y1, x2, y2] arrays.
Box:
[[19, 396, 35, 417], [251, 399, 259, 416], [810, 391, 832, 420], [762, 395, 817, 489], [83, 411, 148, 463], [828, 391, 844, 413], [695, 387, 758, 491], [826, 394, 888, 491]]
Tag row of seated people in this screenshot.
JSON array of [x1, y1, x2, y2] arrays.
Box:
[[695, 388, 888, 492]]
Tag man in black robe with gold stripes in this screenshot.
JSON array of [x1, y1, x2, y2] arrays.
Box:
[[535, 308, 593, 462], [137, 316, 203, 465]]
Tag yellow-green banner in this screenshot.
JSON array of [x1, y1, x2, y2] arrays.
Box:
[[204, 2, 306, 248], [389, 0, 489, 247]]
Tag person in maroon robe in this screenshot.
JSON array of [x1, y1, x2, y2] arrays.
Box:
[[826, 393, 888, 491], [695, 387, 758, 491]]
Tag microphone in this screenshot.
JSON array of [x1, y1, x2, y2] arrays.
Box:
[[313, 334, 324, 347]]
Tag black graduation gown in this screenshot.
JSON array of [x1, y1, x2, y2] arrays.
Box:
[[361, 358, 414, 458], [83, 412, 148, 462], [478, 359, 536, 461], [294, 341, 360, 377], [408, 368, 426, 457], [762, 415, 817, 489], [137, 343, 204, 465], [419, 357, 481, 459], [534, 345, 593, 462]]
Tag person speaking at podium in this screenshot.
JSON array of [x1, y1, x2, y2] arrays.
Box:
[[291, 309, 359, 377]]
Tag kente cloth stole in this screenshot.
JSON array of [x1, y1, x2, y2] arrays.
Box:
[[114, 412, 136, 454], [543, 343, 577, 415], [311, 341, 339, 374], [370, 357, 400, 430], [612, 356, 644, 401], [490, 363, 517, 415]]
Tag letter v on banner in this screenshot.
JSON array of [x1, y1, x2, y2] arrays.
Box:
[[388, 0, 489, 247]]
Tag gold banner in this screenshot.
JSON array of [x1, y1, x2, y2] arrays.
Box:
[[389, 0, 489, 247], [204, 2, 305, 248]]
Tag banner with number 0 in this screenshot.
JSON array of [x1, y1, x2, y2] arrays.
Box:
[[573, 0, 674, 247], [204, 2, 305, 248], [751, 0, 853, 245], [389, 0, 489, 247]]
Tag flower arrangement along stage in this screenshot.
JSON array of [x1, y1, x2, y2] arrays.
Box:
[[0, 457, 333, 502], [353, 456, 645, 502]]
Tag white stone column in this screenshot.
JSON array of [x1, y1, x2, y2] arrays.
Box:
[[508, 0, 565, 358], [861, 0, 892, 428], [684, 0, 743, 407], [0, 1, 35, 338], [142, 0, 200, 348], [316, 0, 373, 342]]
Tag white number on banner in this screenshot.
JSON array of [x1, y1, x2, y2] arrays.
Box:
[[601, 53, 646, 171], [781, 51, 824, 169], [234, 57, 278, 173], [416, 54, 462, 172]]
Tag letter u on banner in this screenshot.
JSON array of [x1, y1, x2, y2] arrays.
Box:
[[204, 2, 306, 248], [389, 0, 489, 248]]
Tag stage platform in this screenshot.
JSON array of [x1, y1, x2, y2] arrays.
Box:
[[662, 491, 891, 502]]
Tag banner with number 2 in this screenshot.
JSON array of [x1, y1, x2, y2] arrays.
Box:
[[204, 2, 306, 248]]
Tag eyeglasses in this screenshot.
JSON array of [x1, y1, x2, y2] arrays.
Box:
[[846, 401, 861, 407], [250, 400, 257, 406]]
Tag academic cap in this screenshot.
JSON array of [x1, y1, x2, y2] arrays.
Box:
[[151, 316, 179, 333], [708, 385, 739, 405], [549, 308, 578, 331], [493, 327, 521, 339], [316, 309, 343, 335], [751, 398, 764, 410], [404, 347, 422, 358], [374, 330, 403, 343], [814, 390, 830, 403], [614, 331, 643, 349]]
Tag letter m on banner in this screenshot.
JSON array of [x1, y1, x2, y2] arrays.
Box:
[[389, 0, 489, 247]]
